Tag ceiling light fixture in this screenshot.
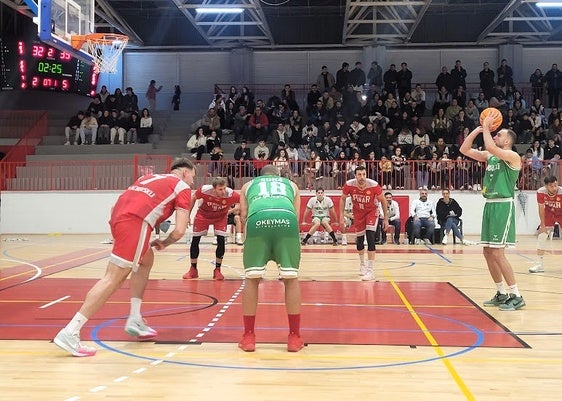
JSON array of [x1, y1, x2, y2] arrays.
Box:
[[195, 7, 244, 14], [536, 1, 562, 7]]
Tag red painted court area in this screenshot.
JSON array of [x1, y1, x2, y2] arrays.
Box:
[[0, 277, 526, 349]]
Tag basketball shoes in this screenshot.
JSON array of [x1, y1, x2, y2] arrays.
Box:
[[213, 268, 224, 280], [287, 333, 304, 352], [182, 266, 198, 279], [238, 332, 256, 352], [53, 329, 97, 357], [125, 318, 158, 339]]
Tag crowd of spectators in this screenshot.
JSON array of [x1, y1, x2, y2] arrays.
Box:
[[64, 84, 157, 145], [183, 59, 561, 191]]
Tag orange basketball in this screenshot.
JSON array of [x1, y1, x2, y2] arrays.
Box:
[[479, 107, 503, 131]]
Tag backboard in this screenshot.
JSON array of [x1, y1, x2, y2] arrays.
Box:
[[38, 0, 95, 64]]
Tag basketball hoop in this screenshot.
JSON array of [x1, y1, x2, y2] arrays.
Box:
[[71, 33, 129, 73]]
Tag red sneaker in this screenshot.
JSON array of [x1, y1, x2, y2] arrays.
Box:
[[238, 332, 256, 352], [182, 266, 198, 279], [287, 333, 304, 352], [213, 269, 224, 280]]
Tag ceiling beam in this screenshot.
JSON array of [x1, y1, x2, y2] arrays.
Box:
[[477, 0, 522, 43], [405, 0, 433, 42]]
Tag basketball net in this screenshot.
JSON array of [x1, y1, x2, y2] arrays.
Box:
[[71, 33, 129, 73]]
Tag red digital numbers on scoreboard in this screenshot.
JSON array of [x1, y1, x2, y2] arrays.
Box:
[[31, 45, 45, 58], [59, 52, 72, 61]]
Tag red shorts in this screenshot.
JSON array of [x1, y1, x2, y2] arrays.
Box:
[[193, 214, 228, 237], [110, 217, 152, 270], [353, 209, 378, 236]]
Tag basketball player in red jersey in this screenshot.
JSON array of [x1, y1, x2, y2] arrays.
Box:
[[183, 177, 240, 280], [530, 175, 562, 273], [340, 165, 388, 281], [54, 158, 196, 357]]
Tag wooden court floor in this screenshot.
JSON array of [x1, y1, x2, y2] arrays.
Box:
[[1, 233, 562, 401]]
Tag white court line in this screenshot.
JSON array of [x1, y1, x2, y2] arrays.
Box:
[[39, 295, 70, 309], [0, 258, 42, 282]]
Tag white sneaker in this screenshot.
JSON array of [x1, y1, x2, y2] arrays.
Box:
[[361, 269, 375, 281], [462, 239, 477, 246], [125, 318, 158, 339], [441, 234, 448, 245], [212, 238, 218, 245], [64, 141, 70, 145], [414, 238, 421, 245], [359, 263, 368, 276], [341, 236, 348, 245], [423, 238, 431, 245], [53, 329, 97, 357], [529, 264, 544, 273]]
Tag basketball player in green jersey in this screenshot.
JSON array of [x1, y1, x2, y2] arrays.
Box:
[[460, 114, 525, 311], [238, 164, 304, 352]]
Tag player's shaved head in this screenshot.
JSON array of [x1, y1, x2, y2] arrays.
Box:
[[260, 165, 280, 176]]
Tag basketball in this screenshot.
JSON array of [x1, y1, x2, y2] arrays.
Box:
[[479, 107, 503, 131]]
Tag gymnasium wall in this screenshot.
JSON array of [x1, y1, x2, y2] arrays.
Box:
[[0, 190, 539, 236]]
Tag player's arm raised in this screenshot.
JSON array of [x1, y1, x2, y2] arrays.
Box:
[[482, 114, 521, 169], [460, 125, 488, 163]]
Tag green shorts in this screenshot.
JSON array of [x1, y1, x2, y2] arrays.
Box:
[[481, 200, 516, 247], [243, 209, 301, 278]]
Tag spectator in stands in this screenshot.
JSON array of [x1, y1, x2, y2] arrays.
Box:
[[201, 108, 222, 139], [206, 130, 221, 153], [544, 64, 562, 108], [431, 108, 450, 142], [97, 85, 110, 104], [451, 60, 467, 90], [548, 107, 560, 126], [273, 148, 292, 179], [390, 146, 406, 189], [138, 108, 153, 144], [435, 66, 455, 93], [397, 62, 413, 99], [306, 84, 321, 116], [109, 110, 125, 144], [517, 113, 533, 144], [432, 86, 452, 116], [124, 112, 139, 144], [450, 110, 474, 145], [113, 88, 124, 109], [530, 69, 544, 102], [547, 117, 562, 141], [445, 98, 462, 122], [271, 122, 292, 158], [479, 62, 495, 99], [233, 140, 252, 177], [253, 139, 270, 161], [452, 85, 467, 108], [172, 85, 181, 111], [503, 109, 518, 134], [335, 62, 350, 92], [208, 145, 224, 176], [349, 61, 366, 91], [145, 80, 162, 111], [331, 150, 348, 189], [530, 110, 545, 143], [410, 188, 436, 244], [464, 99, 480, 126], [79, 111, 98, 145], [87, 95, 104, 118], [286, 142, 299, 176], [232, 105, 250, 143], [316, 65, 335, 93], [474, 91, 489, 112], [367, 61, 383, 89], [122, 87, 139, 117], [397, 127, 413, 156], [97, 109, 112, 144], [433, 137, 450, 159], [186, 127, 207, 160], [64, 111, 84, 145], [412, 84, 426, 113], [497, 59, 514, 89], [384, 192, 402, 244], [297, 142, 312, 173], [105, 94, 121, 116], [411, 140, 431, 189], [413, 127, 430, 148], [544, 138, 561, 176], [383, 64, 398, 96], [248, 106, 269, 142], [304, 150, 322, 189]]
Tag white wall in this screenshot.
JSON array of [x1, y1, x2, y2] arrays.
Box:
[[0, 190, 539, 235]]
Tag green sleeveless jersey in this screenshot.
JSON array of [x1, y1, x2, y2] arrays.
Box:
[[482, 155, 520, 199], [246, 176, 296, 217]]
